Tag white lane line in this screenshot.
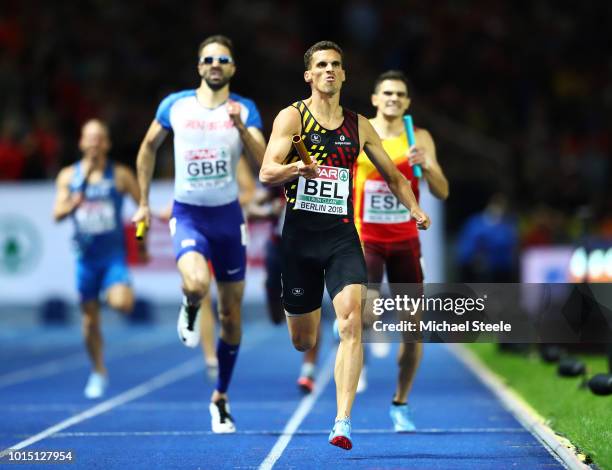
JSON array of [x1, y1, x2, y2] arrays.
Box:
[[0, 332, 175, 389], [258, 347, 336, 470], [0, 400, 299, 413], [0, 327, 272, 458], [0, 357, 203, 458], [448, 344, 590, 470], [33, 427, 526, 438]]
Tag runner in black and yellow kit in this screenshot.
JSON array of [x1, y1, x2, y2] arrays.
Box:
[[260, 41, 430, 450]]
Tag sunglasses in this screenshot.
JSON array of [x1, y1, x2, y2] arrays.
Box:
[[199, 55, 233, 65]]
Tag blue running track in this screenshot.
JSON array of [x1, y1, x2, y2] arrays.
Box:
[[0, 308, 564, 469]]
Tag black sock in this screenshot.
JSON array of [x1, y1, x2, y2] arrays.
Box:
[[182, 296, 200, 330], [392, 400, 406, 406]]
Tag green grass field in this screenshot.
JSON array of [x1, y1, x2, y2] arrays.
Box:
[[467, 344, 612, 469]]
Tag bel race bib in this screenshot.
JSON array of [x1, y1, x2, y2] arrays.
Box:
[[363, 180, 410, 224], [295, 166, 349, 215]]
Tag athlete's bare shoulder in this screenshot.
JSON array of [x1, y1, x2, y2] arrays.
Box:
[[357, 113, 372, 129], [357, 114, 379, 148], [113, 163, 138, 194], [272, 105, 302, 134], [113, 163, 136, 178], [55, 164, 76, 185], [277, 105, 302, 121], [415, 127, 434, 142], [415, 126, 431, 135]]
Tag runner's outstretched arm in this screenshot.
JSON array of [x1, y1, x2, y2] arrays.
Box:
[[116, 164, 141, 206], [411, 128, 449, 200], [237, 157, 257, 207], [132, 120, 168, 226], [227, 100, 267, 172], [53, 168, 80, 222]]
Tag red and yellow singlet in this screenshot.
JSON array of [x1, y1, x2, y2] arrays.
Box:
[[353, 131, 420, 243]]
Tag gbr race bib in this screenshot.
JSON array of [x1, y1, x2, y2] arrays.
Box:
[[182, 146, 232, 190], [295, 166, 349, 215], [363, 180, 410, 224]]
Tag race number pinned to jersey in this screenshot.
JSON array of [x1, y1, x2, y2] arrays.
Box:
[[363, 180, 410, 224], [183, 146, 232, 190], [74, 200, 117, 234], [295, 166, 349, 215]]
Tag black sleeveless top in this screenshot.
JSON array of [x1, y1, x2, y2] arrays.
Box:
[[283, 101, 361, 231]]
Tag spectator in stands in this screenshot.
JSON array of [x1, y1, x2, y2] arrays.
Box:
[[457, 192, 519, 282]]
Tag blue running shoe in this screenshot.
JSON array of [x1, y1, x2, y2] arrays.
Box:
[[389, 403, 416, 432], [329, 418, 352, 450]]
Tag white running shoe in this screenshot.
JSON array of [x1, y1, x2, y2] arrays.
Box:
[[209, 399, 236, 433], [84, 372, 108, 399], [356, 366, 368, 393], [177, 303, 200, 348]]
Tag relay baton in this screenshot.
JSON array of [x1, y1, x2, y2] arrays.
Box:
[[135, 221, 148, 241], [292, 135, 313, 165], [403, 115, 422, 178]]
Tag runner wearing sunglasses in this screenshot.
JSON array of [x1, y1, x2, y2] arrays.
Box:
[[133, 34, 265, 434]]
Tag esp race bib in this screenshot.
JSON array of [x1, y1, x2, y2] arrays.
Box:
[[363, 180, 410, 224]]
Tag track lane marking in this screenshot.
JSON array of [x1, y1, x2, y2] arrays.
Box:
[[0, 328, 272, 457], [258, 347, 336, 470], [0, 331, 176, 389], [26, 427, 527, 438], [0, 357, 202, 458]]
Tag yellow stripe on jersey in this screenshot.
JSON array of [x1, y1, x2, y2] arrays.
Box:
[[305, 116, 315, 133], [353, 133, 410, 234]]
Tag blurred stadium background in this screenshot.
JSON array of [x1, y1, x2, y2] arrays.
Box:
[[1, 0, 610, 308], [0, 1, 611, 466]]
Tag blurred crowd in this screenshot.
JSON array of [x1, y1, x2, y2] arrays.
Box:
[[1, 0, 610, 243]]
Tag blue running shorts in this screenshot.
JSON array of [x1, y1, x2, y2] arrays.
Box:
[[76, 254, 131, 303], [170, 199, 247, 282]]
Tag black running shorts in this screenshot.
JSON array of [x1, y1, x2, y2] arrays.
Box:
[[281, 222, 367, 315]]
